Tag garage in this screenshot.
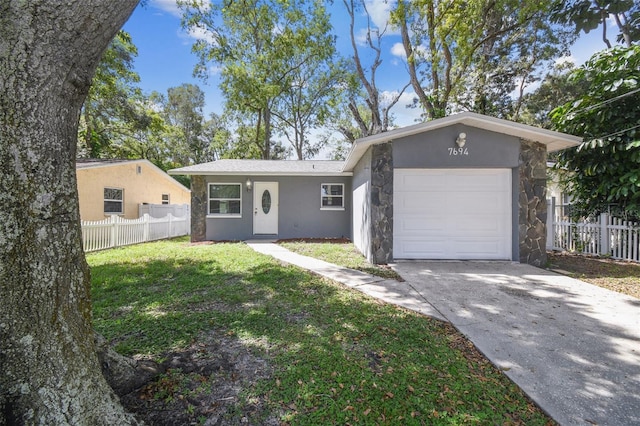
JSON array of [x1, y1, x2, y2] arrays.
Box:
[[393, 168, 512, 260], [344, 112, 582, 266]]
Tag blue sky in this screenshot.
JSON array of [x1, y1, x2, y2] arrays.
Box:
[[122, 0, 607, 127]]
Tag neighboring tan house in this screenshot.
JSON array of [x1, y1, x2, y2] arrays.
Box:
[[77, 159, 191, 221], [169, 112, 581, 266]]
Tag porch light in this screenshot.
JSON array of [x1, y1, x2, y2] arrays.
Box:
[[246, 177, 252, 191], [456, 132, 466, 147]]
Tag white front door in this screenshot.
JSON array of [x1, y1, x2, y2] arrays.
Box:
[[253, 182, 279, 235]]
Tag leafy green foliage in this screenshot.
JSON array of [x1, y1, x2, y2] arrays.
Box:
[[182, 0, 342, 159], [551, 0, 640, 47], [88, 239, 551, 424], [79, 30, 151, 158], [391, 0, 574, 121], [519, 62, 588, 128], [551, 46, 640, 219]]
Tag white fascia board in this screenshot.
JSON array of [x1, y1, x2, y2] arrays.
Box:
[[168, 170, 353, 177]]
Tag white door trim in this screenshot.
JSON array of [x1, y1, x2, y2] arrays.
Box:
[[253, 182, 279, 235]]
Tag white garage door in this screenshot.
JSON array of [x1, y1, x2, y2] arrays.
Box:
[[394, 169, 512, 260]]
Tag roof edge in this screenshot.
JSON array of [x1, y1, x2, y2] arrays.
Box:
[[78, 159, 190, 192], [168, 170, 353, 177], [342, 112, 582, 171]]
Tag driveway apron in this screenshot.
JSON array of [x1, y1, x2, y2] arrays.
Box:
[[393, 261, 640, 426]]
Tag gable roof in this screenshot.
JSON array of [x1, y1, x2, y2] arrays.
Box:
[[169, 159, 350, 176], [343, 111, 582, 171], [76, 158, 190, 191]]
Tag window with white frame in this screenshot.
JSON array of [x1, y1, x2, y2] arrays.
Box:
[[162, 193, 170, 205], [104, 187, 124, 214], [208, 183, 241, 216], [321, 183, 344, 209]]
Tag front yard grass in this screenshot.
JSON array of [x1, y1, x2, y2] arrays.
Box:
[[89, 238, 552, 425], [279, 239, 402, 280]]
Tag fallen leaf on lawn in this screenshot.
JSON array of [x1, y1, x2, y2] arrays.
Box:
[[363, 408, 371, 416]]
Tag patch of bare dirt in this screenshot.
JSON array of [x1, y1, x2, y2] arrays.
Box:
[[547, 251, 640, 299], [117, 332, 281, 425]]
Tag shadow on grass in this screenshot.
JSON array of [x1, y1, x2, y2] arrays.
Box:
[[547, 251, 640, 279], [89, 242, 551, 425]]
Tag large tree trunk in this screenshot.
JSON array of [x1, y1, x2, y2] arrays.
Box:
[[0, 1, 140, 424]]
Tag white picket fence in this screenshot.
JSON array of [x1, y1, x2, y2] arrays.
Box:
[[81, 213, 190, 252], [547, 212, 640, 262]]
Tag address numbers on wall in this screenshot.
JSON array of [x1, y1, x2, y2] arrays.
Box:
[[448, 147, 469, 156]]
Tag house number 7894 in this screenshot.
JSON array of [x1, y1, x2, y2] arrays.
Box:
[[448, 147, 468, 156]]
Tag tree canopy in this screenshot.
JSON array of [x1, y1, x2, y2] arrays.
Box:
[[391, 0, 575, 121], [79, 30, 151, 158], [551, 0, 640, 47], [181, 0, 340, 159], [551, 46, 640, 219]]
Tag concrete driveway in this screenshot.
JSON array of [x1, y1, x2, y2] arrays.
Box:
[[392, 261, 640, 426]]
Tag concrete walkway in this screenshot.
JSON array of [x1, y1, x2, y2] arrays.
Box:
[[247, 241, 446, 320], [246, 241, 640, 426]]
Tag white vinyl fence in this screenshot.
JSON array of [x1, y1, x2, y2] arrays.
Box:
[[81, 213, 190, 252], [139, 203, 189, 219], [547, 211, 640, 262]]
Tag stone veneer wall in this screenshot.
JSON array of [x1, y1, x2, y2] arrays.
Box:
[[370, 143, 394, 264], [190, 175, 207, 242], [519, 140, 547, 266]]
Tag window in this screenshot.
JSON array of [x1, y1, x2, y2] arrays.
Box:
[[104, 187, 123, 214], [321, 183, 344, 210], [208, 183, 241, 217], [162, 193, 170, 205]]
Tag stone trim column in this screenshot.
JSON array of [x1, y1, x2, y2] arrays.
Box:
[[190, 175, 207, 242], [519, 140, 547, 266], [370, 143, 393, 264]]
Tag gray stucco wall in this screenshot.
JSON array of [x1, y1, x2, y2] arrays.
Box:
[[393, 124, 521, 169], [191, 175, 351, 241], [352, 147, 373, 262]]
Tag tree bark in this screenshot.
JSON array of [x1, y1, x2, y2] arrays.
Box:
[[0, 1, 140, 424]]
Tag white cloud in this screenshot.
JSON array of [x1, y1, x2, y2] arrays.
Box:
[[364, 0, 395, 32], [391, 42, 405, 58], [355, 28, 370, 45], [208, 65, 222, 76], [555, 56, 576, 67], [386, 90, 423, 127], [183, 25, 217, 44], [150, 0, 182, 17], [150, 0, 211, 17]]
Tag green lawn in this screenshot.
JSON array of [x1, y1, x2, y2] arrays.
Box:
[[279, 240, 402, 280], [89, 238, 551, 425]]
